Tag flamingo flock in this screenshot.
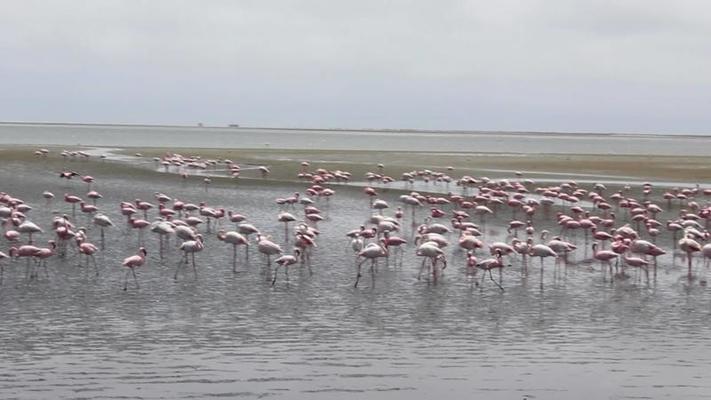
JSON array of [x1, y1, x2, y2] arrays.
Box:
[[2, 148, 711, 293]]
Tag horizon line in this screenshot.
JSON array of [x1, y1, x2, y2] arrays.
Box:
[[0, 119, 708, 138]]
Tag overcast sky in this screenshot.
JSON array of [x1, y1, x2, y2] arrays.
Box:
[[1, 0, 710, 133]]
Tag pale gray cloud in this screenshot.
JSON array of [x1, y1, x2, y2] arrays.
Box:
[[1, 0, 711, 133]]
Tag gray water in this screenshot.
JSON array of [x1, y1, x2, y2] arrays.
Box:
[[1, 158, 711, 399], [2, 122, 711, 156]]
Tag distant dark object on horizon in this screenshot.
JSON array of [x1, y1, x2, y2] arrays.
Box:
[[228, 124, 240, 128]]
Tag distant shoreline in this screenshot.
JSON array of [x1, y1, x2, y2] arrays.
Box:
[[0, 120, 708, 139]]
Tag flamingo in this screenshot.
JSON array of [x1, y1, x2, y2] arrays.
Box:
[[175, 234, 205, 280], [623, 255, 650, 281], [277, 212, 296, 243], [293, 231, 317, 266], [272, 249, 301, 285], [354, 241, 388, 287], [16, 221, 43, 244], [32, 240, 57, 279], [77, 239, 100, 276], [678, 234, 702, 279], [128, 217, 150, 245], [257, 234, 283, 270], [592, 242, 618, 280], [476, 249, 505, 291], [217, 230, 249, 272], [92, 213, 114, 249], [416, 242, 447, 282], [122, 247, 147, 290], [382, 233, 407, 266], [150, 220, 175, 260], [9, 245, 41, 280], [529, 243, 558, 288], [64, 194, 82, 217]]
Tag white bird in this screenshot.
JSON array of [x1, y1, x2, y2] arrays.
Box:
[[175, 234, 204, 280], [17, 221, 43, 244], [277, 212, 297, 242], [529, 244, 558, 288], [151, 220, 175, 259], [354, 242, 388, 287], [217, 230, 249, 272], [272, 249, 301, 285], [257, 234, 283, 269], [416, 242, 447, 281]]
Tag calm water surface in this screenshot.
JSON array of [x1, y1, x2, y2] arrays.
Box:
[[2, 123, 711, 156], [1, 159, 711, 399]]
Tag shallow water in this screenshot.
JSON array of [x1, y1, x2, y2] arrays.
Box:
[[2, 122, 711, 156], [1, 159, 711, 399]]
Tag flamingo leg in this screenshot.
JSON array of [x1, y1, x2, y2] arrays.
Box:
[[354, 258, 364, 287], [370, 259, 376, 285], [174, 253, 186, 280], [192, 253, 197, 279], [132, 269, 139, 289], [489, 269, 504, 291], [418, 257, 426, 280], [232, 245, 238, 273], [272, 265, 279, 285]]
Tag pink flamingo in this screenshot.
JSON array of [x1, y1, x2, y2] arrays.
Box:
[[134, 199, 154, 219], [592, 242, 618, 281], [128, 217, 150, 245], [382, 233, 407, 266], [679, 234, 702, 279], [9, 244, 41, 280], [122, 247, 147, 290], [476, 249, 505, 290], [623, 255, 650, 281], [81, 175, 95, 191], [87, 190, 103, 205], [79, 201, 98, 215], [77, 239, 100, 276], [64, 194, 82, 217], [33, 240, 56, 279], [293, 231, 317, 265]]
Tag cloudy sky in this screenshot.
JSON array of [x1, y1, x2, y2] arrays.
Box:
[[1, 0, 710, 133]]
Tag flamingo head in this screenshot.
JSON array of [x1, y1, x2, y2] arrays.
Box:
[[139, 247, 147, 257]]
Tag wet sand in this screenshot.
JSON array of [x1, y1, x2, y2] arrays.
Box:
[[3, 144, 710, 184]]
